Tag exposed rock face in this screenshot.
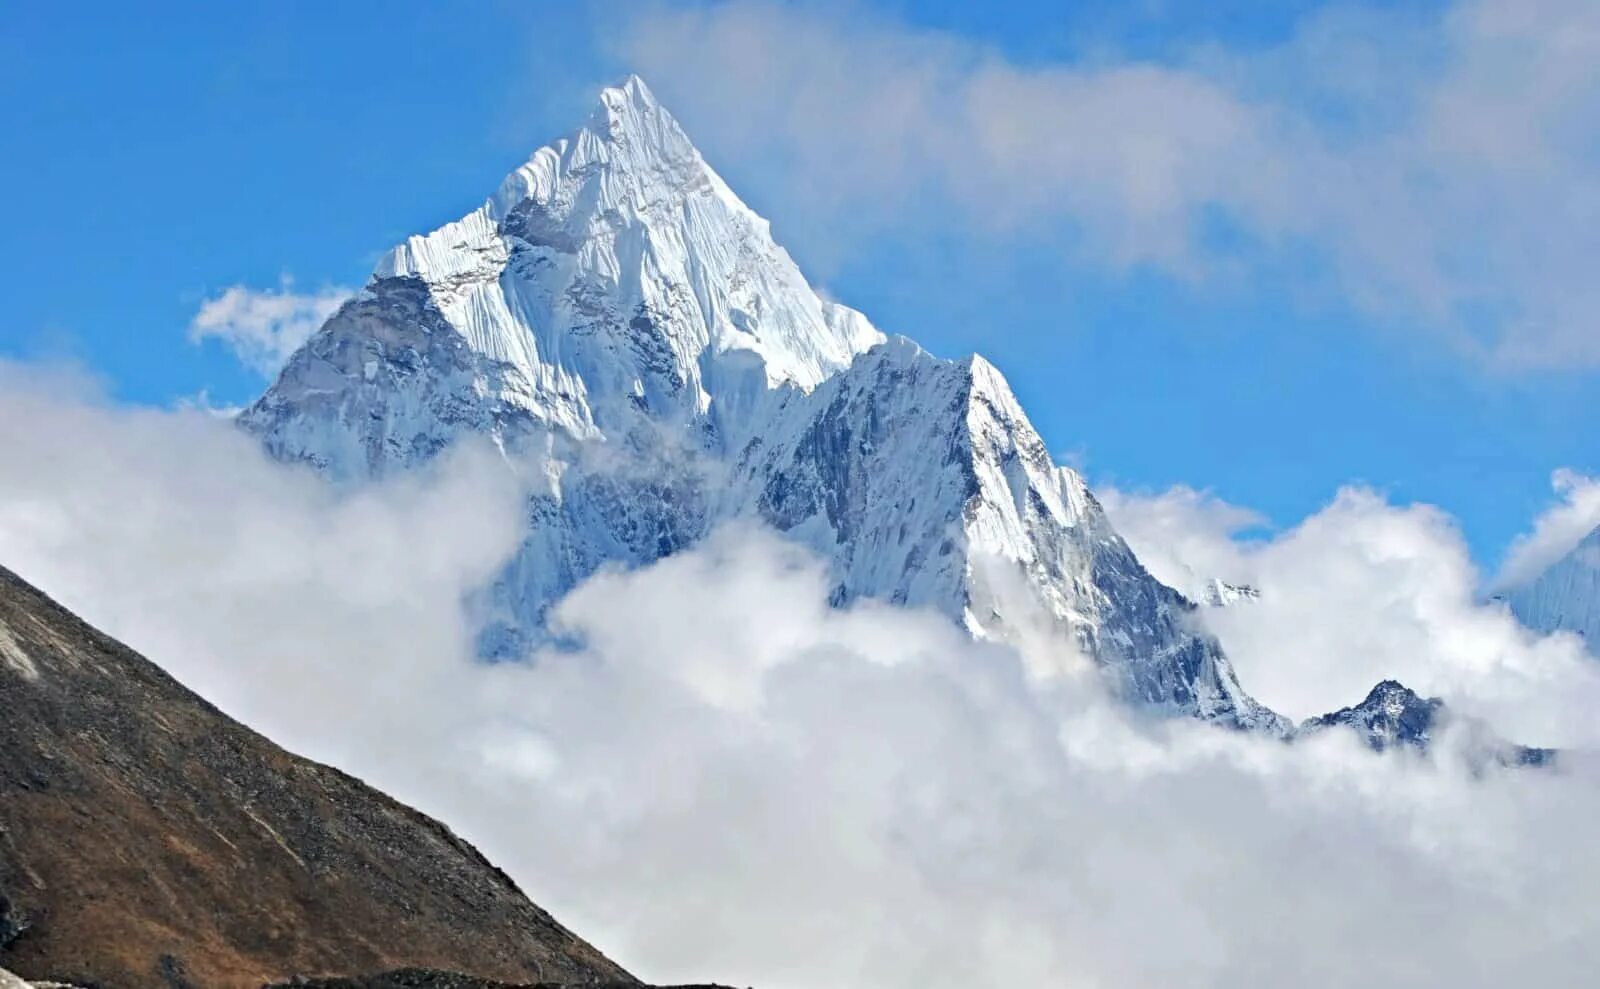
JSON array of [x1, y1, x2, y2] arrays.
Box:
[[1301, 680, 1445, 752], [728, 341, 1284, 729], [0, 564, 632, 989], [240, 76, 1284, 731], [1299, 680, 1553, 767]]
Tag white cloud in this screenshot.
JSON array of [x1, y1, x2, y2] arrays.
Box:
[[1104, 483, 1600, 736], [615, 0, 1600, 368], [1, 365, 1599, 988], [0, 362, 525, 773], [1495, 469, 1600, 590], [189, 277, 352, 376], [1097, 484, 1265, 600]]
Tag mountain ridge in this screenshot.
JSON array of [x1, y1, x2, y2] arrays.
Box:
[[0, 562, 631, 989], [245, 76, 1510, 741], [1298, 679, 1553, 767], [242, 76, 1286, 731]]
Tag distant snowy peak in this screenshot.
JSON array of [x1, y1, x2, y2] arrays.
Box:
[[1505, 524, 1600, 650], [1202, 579, 1260, 608], [1300, 680, 1552, 768], [1301, 680, 1443, 753]]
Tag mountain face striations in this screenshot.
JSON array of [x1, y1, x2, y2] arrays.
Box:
[[1504, 524, 1600, 650], [0, 565, 632, 989], [241, 76, 1285, 731]]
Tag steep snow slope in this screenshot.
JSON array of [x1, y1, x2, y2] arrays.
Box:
[[1504, 524, 1600, 650], [731, 339, 1281, 727], [243, 76, 880, 480], [241, 77, 1282, 729]]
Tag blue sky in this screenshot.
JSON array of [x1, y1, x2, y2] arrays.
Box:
[[1, 0, 1593, 566]]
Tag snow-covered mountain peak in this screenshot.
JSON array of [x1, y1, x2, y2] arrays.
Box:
[[1300, 680, 1444, 753], [585, 74, 691, 159], [258, 77, 884, 478], [484, 74, 713, 229], [592, 73, 665, 128], [244, 78, 1284, 731], [1203, 579, 1261, 607], [961, 352, 1025, 411], [1299, 680, 1553, 767]]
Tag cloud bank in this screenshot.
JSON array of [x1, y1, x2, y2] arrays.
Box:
[[189, 277, 352, 376], [1103, 483, 1600, 737], [615, 0, 1600, 368], [0, 367, 1597, 988], [1495, 469, 1600, 590]]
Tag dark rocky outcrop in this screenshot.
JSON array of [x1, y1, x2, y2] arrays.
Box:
[[1299, 679, 1554, 768], [0, 565, 633, 989]]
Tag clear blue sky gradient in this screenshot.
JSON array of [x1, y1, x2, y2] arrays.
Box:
[[0, 1, 1590, 566]]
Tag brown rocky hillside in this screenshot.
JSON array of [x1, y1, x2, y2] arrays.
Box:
[[0, 564, 634, 989]]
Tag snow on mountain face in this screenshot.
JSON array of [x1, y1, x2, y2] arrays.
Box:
[[1504, 524, 1600, 651], [733, 340, 1282, 729], [240, 76, 1282, 730], [1298, 681, 1553, 768], [1300, 681, 1444, 753], [1202, 579, 1261, 608], [243, 76, 881, 478]]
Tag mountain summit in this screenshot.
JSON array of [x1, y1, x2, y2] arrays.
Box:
[[241, 78, 1283, 730], [245, 75, 881, 479], [1298, 680, 1553, 768]]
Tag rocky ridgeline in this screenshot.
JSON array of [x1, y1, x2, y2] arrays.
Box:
[[0, 565, 630, 989]]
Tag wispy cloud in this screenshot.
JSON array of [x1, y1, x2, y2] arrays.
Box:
[[1495, 469, 1600, 589], [189, 277, 351, 376], [617, 0, 1600, 369]]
